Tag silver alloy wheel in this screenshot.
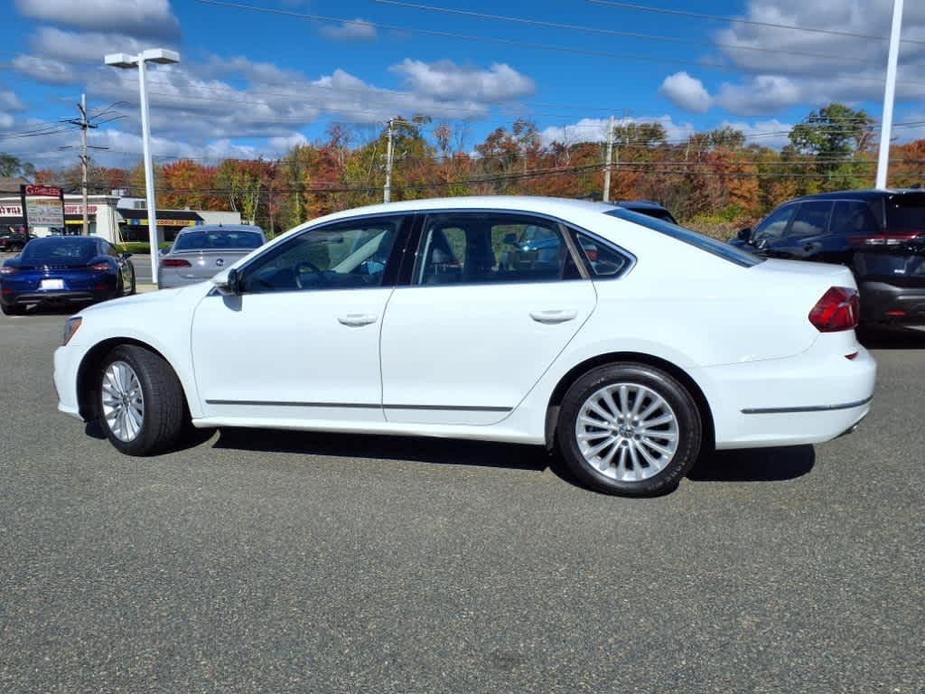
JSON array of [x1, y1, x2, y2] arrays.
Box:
[[575, 383, 680, 482], [101, 360, 145, 442]]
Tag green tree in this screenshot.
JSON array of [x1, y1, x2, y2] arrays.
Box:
[[0, 153, 36, 180]]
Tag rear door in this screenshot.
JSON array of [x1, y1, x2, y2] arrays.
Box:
[[379, 211, 596, 426]]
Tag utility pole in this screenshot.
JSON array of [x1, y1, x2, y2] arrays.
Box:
[[78, 94, 90, 235], [603, 115, 615, 202], [876, 0, 904, 189], [384, 118, 395, 203]]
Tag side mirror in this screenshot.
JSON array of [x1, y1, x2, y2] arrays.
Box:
[[211, 267, 241, 295], [736, 227, 752, 242], [121, 251, 133, 259], [503, 233, 518, 246], [159, 247, 169, 256]]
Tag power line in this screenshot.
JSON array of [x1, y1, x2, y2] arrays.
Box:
[[587, 0, 925, 46], [374, 0, 868, 64]]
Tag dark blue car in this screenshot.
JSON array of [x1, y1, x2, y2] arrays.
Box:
[[0, 236, 135, 315]]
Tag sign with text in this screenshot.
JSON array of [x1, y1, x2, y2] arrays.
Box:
[[20, 184, 64, 228]]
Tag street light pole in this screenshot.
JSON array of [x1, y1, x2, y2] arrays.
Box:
[[876, 0, 904, 190], [104, 49, 180, 286]]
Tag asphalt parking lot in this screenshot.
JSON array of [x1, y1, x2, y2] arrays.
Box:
[[0, 310, 922, 693]]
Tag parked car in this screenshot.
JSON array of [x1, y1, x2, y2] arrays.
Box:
[[613, 200, 678, 224], [54, 196, 875, 496], [0, 231, 36, 252], [157, 224, 265, 289], [731, 189, 925, 325], [1, 236, 135, 315]]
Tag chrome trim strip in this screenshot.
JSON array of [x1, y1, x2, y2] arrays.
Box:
[[741, 396, 873, 415], [205, 399, 512, 412]]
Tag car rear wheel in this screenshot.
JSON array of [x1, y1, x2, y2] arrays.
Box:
[[97, 344, 187, 456], [557, 363, 702, 496], [1, 303, 24, 316]]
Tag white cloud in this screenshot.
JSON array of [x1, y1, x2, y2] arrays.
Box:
[[659, 72, 712, 113], [319, 18, 378, 41], [12, 55, 74, 85], [707, 0, 925, 115], [14, 0, 180, 40], [29, 27, 150, 65], [391, 60, 534, 102], [540, 116, 695, 146], [0, 90, 25, 112], [715, 75, 802, 116]]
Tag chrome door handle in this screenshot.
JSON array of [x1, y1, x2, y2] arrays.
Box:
[[530, 309, 578, 324], [337, 314, 378, 327]]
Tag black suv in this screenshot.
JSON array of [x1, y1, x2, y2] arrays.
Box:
[[732, 189, 925, 325], [0, 231, 35, 252]]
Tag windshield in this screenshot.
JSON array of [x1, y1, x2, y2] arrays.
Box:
[[21, 238, 96, 264], [605, 207, 764, 268], [885, 195, 925, 231], [173, 230, 263, 252]]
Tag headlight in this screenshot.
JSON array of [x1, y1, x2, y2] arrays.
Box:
[[62, 317, 82, 345]]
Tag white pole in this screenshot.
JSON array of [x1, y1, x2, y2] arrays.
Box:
[[603, 115, 615, 202], [876, 0, 904, 190], [384, 118, 394, 203], [137, 57, 160, 285]]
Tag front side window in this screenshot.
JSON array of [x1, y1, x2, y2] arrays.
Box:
[[414, 213, 580, 286], [787, 201, 833, 238], [240, 217, 402, 293], [753, 204, 797, 244]]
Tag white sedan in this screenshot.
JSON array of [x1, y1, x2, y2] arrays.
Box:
[[53, 197, 876, 496]]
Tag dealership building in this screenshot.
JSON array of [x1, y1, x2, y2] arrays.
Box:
[[0, 191, 241, 244]]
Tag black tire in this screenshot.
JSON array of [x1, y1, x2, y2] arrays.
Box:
[[97, 344, 188, 456], [129, 272, 136, 295], [1, 303, 24, 316], [556, 363, 702, 497]]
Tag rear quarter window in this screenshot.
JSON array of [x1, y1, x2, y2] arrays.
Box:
[[605, 208, 764, 268]]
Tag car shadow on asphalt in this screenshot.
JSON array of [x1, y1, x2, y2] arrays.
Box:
[[210, 427, 816, 488], [688, 445, 815, 483]]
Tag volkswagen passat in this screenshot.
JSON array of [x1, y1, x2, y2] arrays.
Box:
[[53, 197, 876, 496], [157, 224, 265, 289]]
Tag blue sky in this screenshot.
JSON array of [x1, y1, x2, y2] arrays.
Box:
[[2, 0, 924, 168]]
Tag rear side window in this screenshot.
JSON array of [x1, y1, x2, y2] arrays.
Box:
[[831, 201, 879, 234], [414, 212, 581, 285], [885, 194, 925, 231], [605, 207, 763, 268], [569, 230, 632, 277]]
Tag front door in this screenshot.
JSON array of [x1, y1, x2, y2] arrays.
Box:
[[191, 214, 409, 423], [380, 211, 597, 425]]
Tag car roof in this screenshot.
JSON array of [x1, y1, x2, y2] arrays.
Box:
[[787, 188, 925, 203], [308, 196, 618, 226]]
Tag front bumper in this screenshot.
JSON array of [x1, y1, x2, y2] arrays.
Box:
[[54, 343, 85, 420], [859, 281, 925, 324]]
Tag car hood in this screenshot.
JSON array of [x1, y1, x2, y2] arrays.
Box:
[[77, 282, 208, 316]]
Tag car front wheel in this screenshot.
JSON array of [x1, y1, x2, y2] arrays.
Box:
[[557, 363, 702, 496], [97, 344, 187, 455]]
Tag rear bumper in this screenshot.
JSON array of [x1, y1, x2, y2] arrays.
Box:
[[859, 281, 925, 324], [2, 290, 105, 306], [699, 333, 877, 449]]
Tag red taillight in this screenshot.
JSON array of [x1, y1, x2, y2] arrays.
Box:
[[89, 262, 110, 272], [847, 232, 922, 248], [809, 287, 860, 332], [161, 258, 191, 268]]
